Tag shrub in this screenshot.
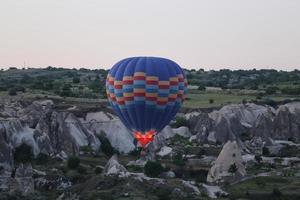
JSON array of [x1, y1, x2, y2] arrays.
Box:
[[173, 152, 186, 166], [8, 88, 17, 96], [228, 163, 237, 175], [240, 132, 252, 141], [14, 143, 34, 163], [67, 156, 80, 169], [255, 178, 266, 187], [35, 153, 50, 165], [254, 155, 262, 163], [272, 187, 282, 197], [265, 86, 278, 94], [170, 116, 189, 128], [144, 161, 165, 177], [95, 166, 103, 174], [279, 145, 297, 157], [77, 165, 87, 174], [262, 146, 270, 156], [97, 133, 117, 157], [209, 99, 214, 104], [72, 77, 80, 84], [197, 85, 206, 91]]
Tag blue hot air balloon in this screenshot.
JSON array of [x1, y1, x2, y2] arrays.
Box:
[[106, 57, 188, 147]]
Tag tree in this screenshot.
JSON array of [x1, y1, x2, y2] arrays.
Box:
[[265, 86, 278, 95], [272, 187, 282, 197], [170, 117, 189, 128], [209, 99, 214, 104], [98, 133, 117, 157], [8, 88, 17, 96], [14, 143, 34, 163], [197, 85, 206, 91], [228, 163, 237, 175], [254, 155, 262, 163], [73, 77, 80, 84], [262, 146, 270, 156], [67, 156, 80, 169], [144, 161, 165, 177], [60, 83, 72, 97]]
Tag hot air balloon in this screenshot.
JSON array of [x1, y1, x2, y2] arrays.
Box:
[[106, 57, 188, 148]]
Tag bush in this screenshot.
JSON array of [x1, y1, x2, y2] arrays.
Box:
[[73, 77, 80, 84], [255, 178, 266, 187], [173, 152, 186, 166], [35, 153, 50, 165], [67, 156, 80, 169], [77, 165, 87, 174], [262, 146, 270, 156], [197, 85, 206, 91], [14, 143, 34, 163], [279, 145, 298, 157], [240, 132, 252, 141], [8, 88, 17, 96], [228, 163, 237, 175], [209, 99, 214, 104], [97, 133, 117, 157], [265, 86, 278, 94], [272, 187, 282, 197], [254, 155, 262, 163], [144, 161, 165, 177], [170, 116, 189, 128], [95, 166, 103, 174]]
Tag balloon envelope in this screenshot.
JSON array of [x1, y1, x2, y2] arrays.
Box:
[[106, 57, 188, 147]]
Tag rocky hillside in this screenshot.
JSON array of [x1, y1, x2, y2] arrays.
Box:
[[0, 99, 300, 199]]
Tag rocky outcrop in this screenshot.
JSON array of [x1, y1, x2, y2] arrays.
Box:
[[207, 103, 275, 144], [83, 111, 135, 153], [187, 103, 300, 145], [207, 141, 246, 183], [15, 164, 34, 195], [35, 112, 101, 155], [0, 100, 102, 163], [188, 112, 212, 143], [273, 102, 300, 141], [0, 164, 34, 195], [103, 154, 128, 176]]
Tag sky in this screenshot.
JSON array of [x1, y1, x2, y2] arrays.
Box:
[[0, 0, 300, 70]]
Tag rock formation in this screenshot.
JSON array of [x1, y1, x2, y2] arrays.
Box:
[[207, 141, 246, 183], [103, 154, 128, 176]]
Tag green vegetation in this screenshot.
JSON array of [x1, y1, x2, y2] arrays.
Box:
[[13, 143, 34, 164], [173, 152, 186, 167], [228, 163, 238, 175], [97, 133, 118, 157], [95, 166, 103, 174], [0, 67, 107, 99], [144, 161, 165, 177], [1, 67, 300, 109], [226, 176, 300, 200], [170, 116, 189, 128], [67, 156, 80, 169]]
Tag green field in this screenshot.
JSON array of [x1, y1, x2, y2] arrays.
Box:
[[225, 176, 300, 200], [183, 89, 300, 108]]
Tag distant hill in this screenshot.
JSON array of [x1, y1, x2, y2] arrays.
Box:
[[0, 67, 300, 98]]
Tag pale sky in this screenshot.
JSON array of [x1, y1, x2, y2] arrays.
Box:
[[1, 0, 300, 70]]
